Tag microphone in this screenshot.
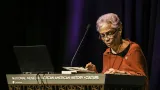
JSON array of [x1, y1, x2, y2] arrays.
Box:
[[70, 24, 91, 67]]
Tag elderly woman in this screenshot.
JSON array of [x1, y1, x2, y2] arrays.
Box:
[[85, 13, 148, 90]]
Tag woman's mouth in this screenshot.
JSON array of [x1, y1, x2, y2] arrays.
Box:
[[106, 43, 111, 46]]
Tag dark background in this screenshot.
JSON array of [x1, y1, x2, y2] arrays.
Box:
[[1, 0, 160, 90]]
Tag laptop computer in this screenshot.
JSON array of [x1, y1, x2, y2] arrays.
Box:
[[13, 45, 54, 74]]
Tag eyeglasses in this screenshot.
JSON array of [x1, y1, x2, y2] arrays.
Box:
[[99, 29, 118, 39]]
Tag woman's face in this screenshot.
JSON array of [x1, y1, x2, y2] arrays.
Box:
[[99, 25, 120, 48]]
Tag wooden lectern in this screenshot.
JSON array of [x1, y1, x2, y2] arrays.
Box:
[[6, 74, 146, 90], [104, 74, 146, 90]]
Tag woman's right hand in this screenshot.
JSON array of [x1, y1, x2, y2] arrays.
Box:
[[85, 62, 97, 72]]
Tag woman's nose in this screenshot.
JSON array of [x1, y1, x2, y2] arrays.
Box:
[[104, 37, 110, 42]]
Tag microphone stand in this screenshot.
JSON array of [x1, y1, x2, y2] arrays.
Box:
[[70, 24, 91, 67]]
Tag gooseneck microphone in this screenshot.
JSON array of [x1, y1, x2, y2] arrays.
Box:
[[70, 24, 91, 67]]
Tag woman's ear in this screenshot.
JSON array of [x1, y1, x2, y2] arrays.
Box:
[[119, 25, 122, 36], [118, 28, 122, 36], [119, 30, 122, 36]]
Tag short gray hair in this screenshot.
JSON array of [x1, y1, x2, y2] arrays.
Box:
[[96, 13, 122, 32]]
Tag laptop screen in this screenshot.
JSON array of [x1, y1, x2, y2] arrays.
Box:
[[13, 45, 54, 74]]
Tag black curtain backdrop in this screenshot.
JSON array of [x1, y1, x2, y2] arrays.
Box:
[[1, 0, 67, 89], [64, 0, 160, 90], [1, 0, 160, 90]]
